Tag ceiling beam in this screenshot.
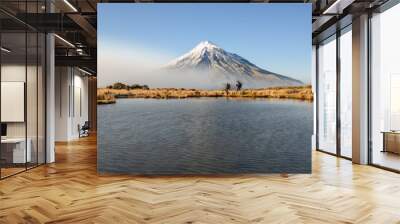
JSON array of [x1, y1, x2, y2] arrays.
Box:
[[67, 13, 97, 46], [55, 55, 96, 71]]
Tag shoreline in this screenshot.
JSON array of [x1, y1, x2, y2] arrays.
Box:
[[97, 85, 313, 104]]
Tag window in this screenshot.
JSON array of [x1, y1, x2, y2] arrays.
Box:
[[318, 35, 337, 154], [370, 3, 400, 171], [339, 27, 352, 158]]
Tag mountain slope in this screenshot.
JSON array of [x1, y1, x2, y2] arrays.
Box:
[[164, 41, 303, 87]]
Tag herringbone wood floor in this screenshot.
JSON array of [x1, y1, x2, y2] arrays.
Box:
[[1, 135, 400, 224]]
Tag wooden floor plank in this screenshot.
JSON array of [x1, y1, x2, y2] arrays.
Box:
[[0, 135, 400, 223]]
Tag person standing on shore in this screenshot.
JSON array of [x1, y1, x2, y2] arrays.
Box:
[[236, 81, 242, 91], [225, 83, 231, 96]]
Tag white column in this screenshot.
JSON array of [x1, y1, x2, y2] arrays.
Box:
[[352, 14, 369, 164], [46, 33, 55, 163]]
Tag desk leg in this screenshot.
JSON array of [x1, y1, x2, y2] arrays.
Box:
[[382, 133, 386, 153]]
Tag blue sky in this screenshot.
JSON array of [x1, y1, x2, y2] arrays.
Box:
[[98, 4, 311, 85]]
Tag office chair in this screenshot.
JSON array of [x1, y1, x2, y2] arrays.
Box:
[[79, 121, 90, 138]]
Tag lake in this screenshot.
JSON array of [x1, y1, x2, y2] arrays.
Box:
[[98, 98, 313, 174]]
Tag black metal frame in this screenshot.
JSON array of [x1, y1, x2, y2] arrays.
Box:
[[367, 11, 373, 166], [336, 26, 341, 158], [0, 0, 48, 180], [315, 22, 353, 161], [315, 44, 319, 151]]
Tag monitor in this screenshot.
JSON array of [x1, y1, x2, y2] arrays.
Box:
[[1, 123, 7, 137]]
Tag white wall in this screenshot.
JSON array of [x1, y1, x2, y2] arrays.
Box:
[[1, 63, 46, 164], [55, 67, 70, 141], [55, 67, 89, 141], [1, 65, 37, 138], [1, 82, 25, 122], [1, 65, 26, 132], [71, 73, 89, 138]]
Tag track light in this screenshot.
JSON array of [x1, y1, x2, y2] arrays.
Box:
[[78, 67, 93, 76], [63, 0, 78, 12], [1, 47, 11, 53], [54, 34, 75, 48], [322, 0, 354, 15]]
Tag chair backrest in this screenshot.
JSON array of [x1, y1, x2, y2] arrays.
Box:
[[83, 121, 90, 129]]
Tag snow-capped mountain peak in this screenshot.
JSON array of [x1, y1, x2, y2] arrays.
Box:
[[164, 41, 303, 87], [191, 40, 220, 52], [165, 40, 224, 68]]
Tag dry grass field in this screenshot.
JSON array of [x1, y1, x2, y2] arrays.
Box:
[[97, 85, 313, 104]]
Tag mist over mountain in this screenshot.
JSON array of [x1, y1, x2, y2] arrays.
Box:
[[163, 41, 303, 88]]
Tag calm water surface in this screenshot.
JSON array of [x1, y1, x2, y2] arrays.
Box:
[[98, 98, 312, 174]]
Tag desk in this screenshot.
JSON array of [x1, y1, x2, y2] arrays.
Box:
[[1, 138, 31, 163], [382, 131, 400, 154]]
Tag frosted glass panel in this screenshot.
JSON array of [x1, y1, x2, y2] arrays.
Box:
[[318, 37, 337, 154]]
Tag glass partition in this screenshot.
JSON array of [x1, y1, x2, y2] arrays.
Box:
[[0, 2, 46, 179], [1, 31, 28, 177]]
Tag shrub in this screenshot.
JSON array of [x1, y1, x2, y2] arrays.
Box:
[[112, 82, 128, 90]]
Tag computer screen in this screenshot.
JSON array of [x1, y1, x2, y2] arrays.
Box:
[[1, 123, 7, 137]]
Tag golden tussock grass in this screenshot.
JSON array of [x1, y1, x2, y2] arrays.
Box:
[[97, 85, 313, 104], [96, 90, 116, 104]]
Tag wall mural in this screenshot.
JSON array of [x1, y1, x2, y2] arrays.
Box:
[[97, 3, 313, 174]]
